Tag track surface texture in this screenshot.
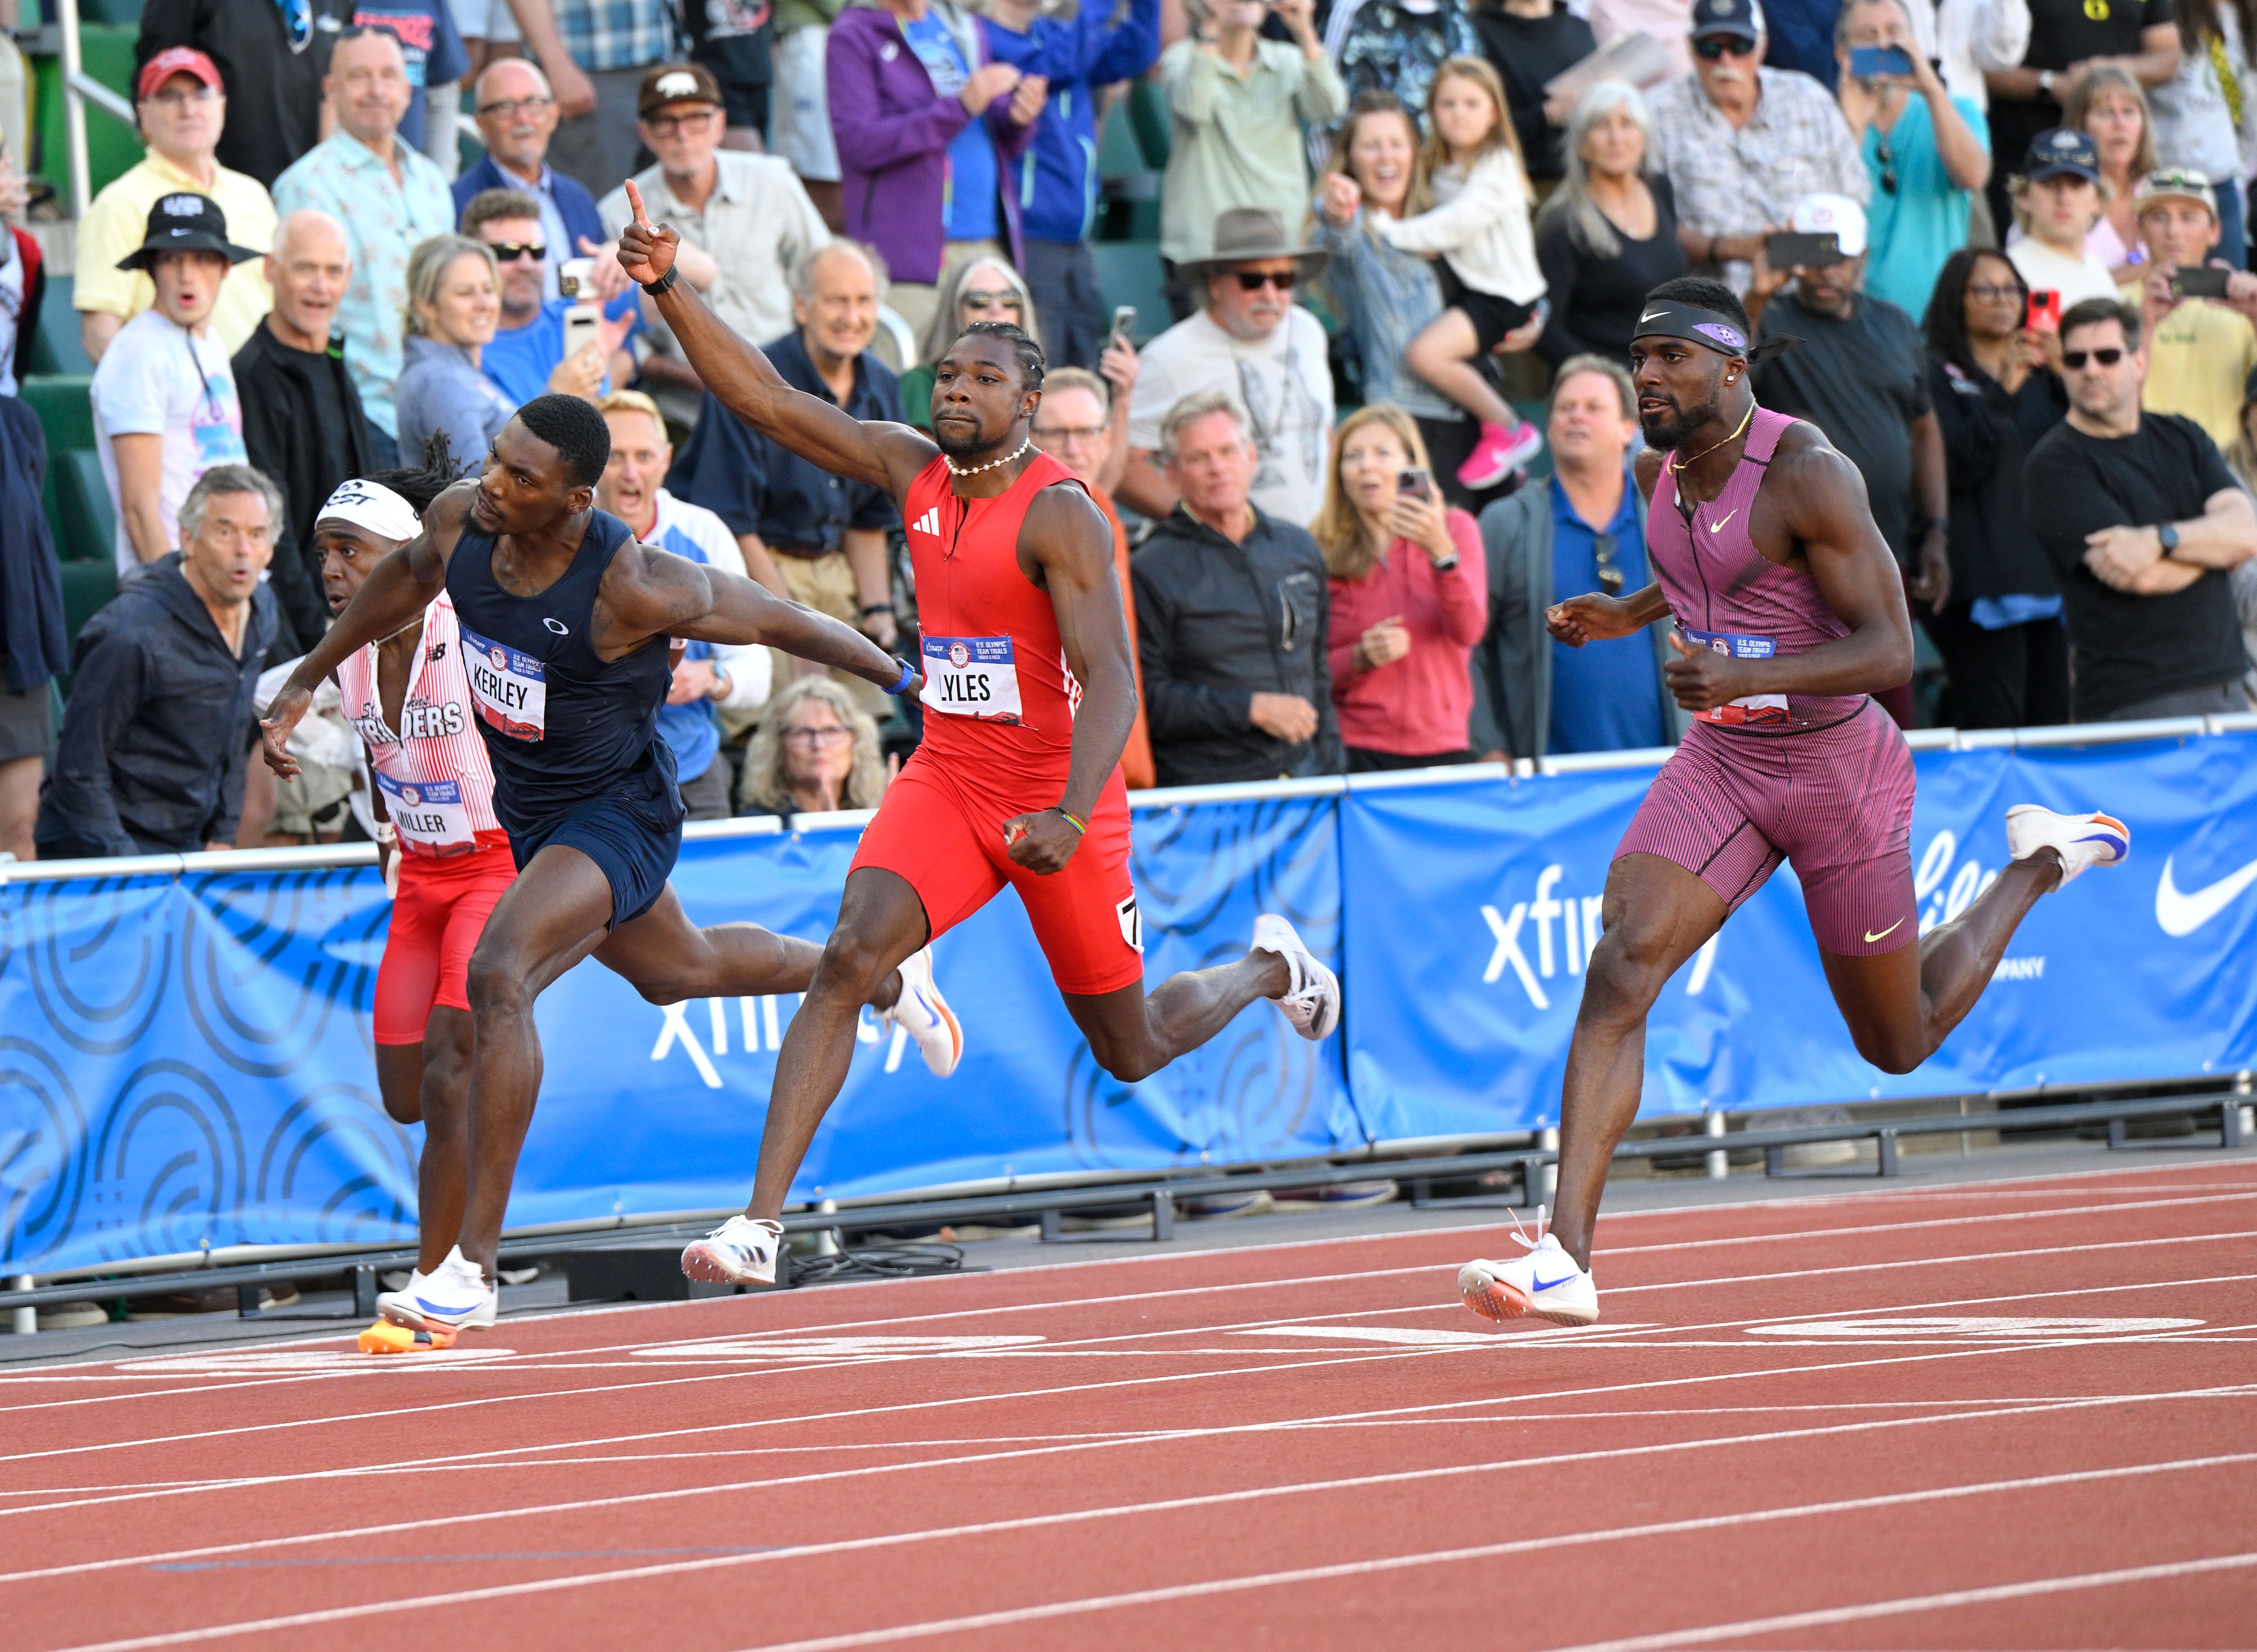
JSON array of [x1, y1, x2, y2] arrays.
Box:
[[6, 1157, 2255, 1651]]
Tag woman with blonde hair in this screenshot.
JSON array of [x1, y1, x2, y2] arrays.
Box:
[[897, 254, 1042, 430], [392, 235, 513, 477], [737, 676, 892, 821], [1312, 403, 1487, 770], [2066, 67, 2163, 274], [1533, 80, 1687, 371]]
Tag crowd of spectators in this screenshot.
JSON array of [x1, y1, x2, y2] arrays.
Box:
[[7, 0, 2257, 869]]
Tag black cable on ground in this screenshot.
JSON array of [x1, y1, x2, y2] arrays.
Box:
[[787, 1241, 979, 1287]]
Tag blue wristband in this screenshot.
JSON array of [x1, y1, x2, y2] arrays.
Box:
[[888, 656, 917, 696]]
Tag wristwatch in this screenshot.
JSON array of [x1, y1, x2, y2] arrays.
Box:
[[2038, 69, 2058, 98], [2158, 522, 2181, 557]]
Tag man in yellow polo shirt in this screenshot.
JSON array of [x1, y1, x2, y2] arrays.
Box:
[[73, 47, 276, 363], [2122, 168, 2257, 452]]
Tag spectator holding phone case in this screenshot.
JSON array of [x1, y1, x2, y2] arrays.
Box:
[[2120, 167, 2257, 447], [1311, 405, 1487, 771]]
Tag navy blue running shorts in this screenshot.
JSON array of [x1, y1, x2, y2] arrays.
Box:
[[507, 755, 686, 929]]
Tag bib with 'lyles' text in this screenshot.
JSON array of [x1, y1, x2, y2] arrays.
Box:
[[921, 635, 1025, 723]]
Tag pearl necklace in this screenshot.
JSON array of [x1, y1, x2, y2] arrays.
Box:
[[943, 436, 1033, 478]]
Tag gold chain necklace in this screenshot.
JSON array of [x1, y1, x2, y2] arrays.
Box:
[[1665, 399, 1757, 476]]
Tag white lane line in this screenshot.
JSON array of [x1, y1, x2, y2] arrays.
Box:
[[7, 1178, 2251, 1408], [37, 1450, 2257, 1652], [8, 1273, 2251, 1524], [1536, 1552, 2257, 1652], [7, 1339, 2251, 1589]]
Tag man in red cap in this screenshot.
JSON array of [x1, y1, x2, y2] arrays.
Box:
[[74, 46, 276, 363]]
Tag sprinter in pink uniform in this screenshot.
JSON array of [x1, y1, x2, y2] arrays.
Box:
[[308, 454, 517, 1351], [1458, 279, 2131, 1328]]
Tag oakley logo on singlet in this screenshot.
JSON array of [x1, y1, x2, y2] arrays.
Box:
[[921, 635, 1024, 722], [1680, 627, 1789, 725], [459, 623, 549, 741], [912, 507, 942, 537], [544, 617, 570, 635], [374, 771, 475, 851]]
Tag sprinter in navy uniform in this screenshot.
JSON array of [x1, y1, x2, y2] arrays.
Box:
[[261, 394, 965, 1333]]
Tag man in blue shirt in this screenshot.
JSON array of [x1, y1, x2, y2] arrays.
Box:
[[462, 187, 633, 407], [980, 0, 1161, 368], [1470, 357, 1688, 759], [668, 241, 905, 723], [452, 58, 608, 303]]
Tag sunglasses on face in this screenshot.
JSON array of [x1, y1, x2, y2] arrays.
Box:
[[1592, 532, 1624, 595], [960, 289, 1026, 310], [2063, 347, 2127, 369], [489, 241, 547, 262], [1693, 35, 1758, 59], [1233, 270, 1298, 292]]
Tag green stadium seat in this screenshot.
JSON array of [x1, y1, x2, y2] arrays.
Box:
[[31, 25, 143, 202], [1087, 241, 1169, 344], [1126, 80, 1170, 172], [57, 559, 118, 673], [56, 450, 118, 566], [29, 275, 94, 377], [20, 373, 95, 455]]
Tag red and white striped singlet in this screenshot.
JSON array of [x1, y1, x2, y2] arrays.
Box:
[[335, 592, 506, 855]]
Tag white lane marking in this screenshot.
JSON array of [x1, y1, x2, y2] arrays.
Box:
[[1239, 1325, 1652, 1348], [1538, 1552, 2257, 1652], [629, 1335, 1047, 1361], [10, 1342, 2254, 1589], [12, 1215, 2252, 1466], [6, 1174, 2250, 1405], [8, 1275, 2252, 1530], [1745, 1315, 2205, 1342], [39, 1453, 2257, 1652], [111, 1348, 520, 1377]]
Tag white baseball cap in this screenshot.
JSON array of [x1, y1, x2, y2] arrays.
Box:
[[1788, 192, 1868, 258]]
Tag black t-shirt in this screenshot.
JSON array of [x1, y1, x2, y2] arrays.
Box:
[[1472, 8, 1597, 181], [1988, 0, 2174, 175], [1751, 290, 1934, 559], [2023, 411, 2246, 718], [684, 0, 774, 99], [1535, 173, 1688, 370], [138, 0, 357, 190]]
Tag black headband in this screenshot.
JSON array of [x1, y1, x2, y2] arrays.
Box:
[[1632, 300, 1798, 364]]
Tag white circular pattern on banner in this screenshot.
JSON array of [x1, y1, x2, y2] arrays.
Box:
[[1746, 1316, 2203, 1342], [632, 1334, 1047, 1361], [114, 1346, 519, 1376]]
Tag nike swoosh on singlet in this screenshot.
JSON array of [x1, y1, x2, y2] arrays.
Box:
[[1864, 919, 1905, 943], [1709, 509, 1738, 531]]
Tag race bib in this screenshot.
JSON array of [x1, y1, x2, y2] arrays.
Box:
[[1681, 628, 1790, 726], [374, 771, 475, 853], [459, 623, 547, 741], [921, 635, 1024, 723]]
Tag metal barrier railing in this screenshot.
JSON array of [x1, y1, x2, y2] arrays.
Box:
[[53, 0, 136, 221]]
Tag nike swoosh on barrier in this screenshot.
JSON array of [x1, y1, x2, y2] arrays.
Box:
[[2155, 853, 2257, 937], [1864, 918, 1904, 943]]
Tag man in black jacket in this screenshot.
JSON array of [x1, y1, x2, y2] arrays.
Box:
[[234, 209, 385, 653], [1, 397, 69, 863], [1131, 391, 1342, 786], [34, 465, 280, 860]]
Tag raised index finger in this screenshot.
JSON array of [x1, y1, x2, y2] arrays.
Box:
[[623, 178, 652, 233]]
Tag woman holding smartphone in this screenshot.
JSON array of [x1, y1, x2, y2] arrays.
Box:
[[1311, 405, 1487, 771]]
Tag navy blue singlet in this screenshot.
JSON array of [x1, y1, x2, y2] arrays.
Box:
[[445, 508, 675, 838]]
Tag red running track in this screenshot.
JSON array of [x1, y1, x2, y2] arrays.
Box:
[[3, 1157, 2255, 1651]]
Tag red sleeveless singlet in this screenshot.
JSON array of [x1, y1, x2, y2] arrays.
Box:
[[902, 449, 1092, 788]]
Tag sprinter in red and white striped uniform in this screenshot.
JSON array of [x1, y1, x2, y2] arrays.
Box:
[[311, 450, 519, 1353]]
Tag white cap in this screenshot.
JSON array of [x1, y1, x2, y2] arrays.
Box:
[[1788, 192, 1868, 258], [316, 478, 421, 544]]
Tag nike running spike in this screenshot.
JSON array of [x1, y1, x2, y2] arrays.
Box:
[[879, 945, 963, 1078], [1459, 1222, 1599, 1328], [680, 1215, 784, 1286], [376, 1246, 497, 1333], [2004, 804, 2129, 887], [1252, 912, 1342, 1040]]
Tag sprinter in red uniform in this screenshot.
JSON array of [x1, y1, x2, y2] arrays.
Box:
[[614, 187, 1344, 1287]]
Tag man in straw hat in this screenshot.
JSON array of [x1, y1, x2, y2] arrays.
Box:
[[1119, 205, 1334, 528]]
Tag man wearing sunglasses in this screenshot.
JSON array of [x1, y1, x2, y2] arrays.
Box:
[[1457, 275, 2131, 1329], [464, 187, 633, 408], [2025, 296, 2257, 722], [1648, 0, 1868, 295], [1121, 206, 1335, 528]]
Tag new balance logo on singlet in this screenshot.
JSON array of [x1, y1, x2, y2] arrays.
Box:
[[912, 507, 943, 537]]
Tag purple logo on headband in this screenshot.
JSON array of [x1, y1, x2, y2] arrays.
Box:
[[1693, 322, 1747, 349]]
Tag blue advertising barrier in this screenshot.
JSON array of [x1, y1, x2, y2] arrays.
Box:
[[5, 729, 2254, 1273]]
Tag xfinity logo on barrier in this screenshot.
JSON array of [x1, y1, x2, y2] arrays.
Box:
[[1479, 863, 1718, 1010], [649, 994, 915, 1087]]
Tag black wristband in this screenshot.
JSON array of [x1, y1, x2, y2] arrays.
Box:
[[640, 264, 679, 297], [860, 602, 895, 617]]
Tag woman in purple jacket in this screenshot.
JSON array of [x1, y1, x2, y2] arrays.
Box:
[[825, 0, 1040, 340]]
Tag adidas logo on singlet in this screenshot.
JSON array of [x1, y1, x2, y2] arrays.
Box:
[[912, 507, 942, 537]]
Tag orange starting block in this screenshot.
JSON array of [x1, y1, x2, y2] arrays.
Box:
[[357, 1320, 459, 1355]]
